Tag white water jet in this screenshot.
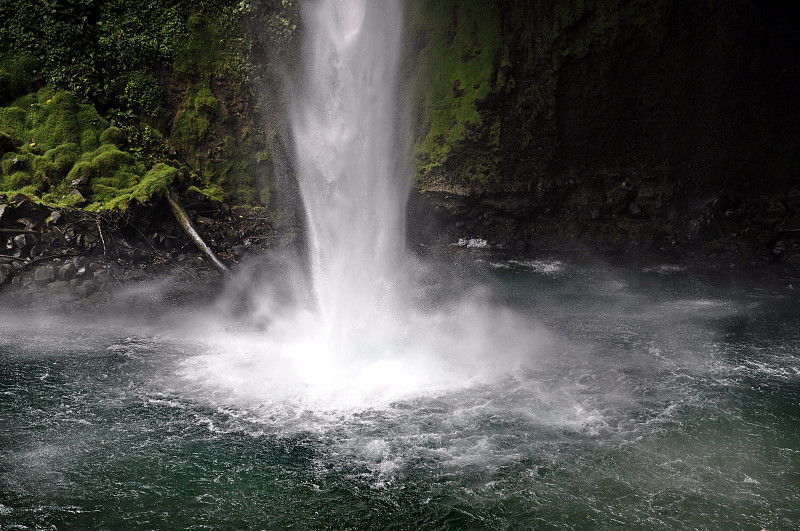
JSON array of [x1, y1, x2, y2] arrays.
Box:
[[291, 0, 409, 346], [178, 0, 549, 412]]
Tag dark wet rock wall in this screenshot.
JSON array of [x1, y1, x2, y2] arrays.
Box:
[[409, 0, 800, 270]]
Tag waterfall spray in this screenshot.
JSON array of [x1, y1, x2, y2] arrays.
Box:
[[181, 0, 544, 410]]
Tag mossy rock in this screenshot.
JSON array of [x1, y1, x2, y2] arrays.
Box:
[[99, 126, 125, 147], [3, 170, 35, 190], [0, 107, 27, 142], [413, 0, 503, 182], [43, 143, 80, 176], [65, 161, 96, 186], [1, 151, 31, 175], [91, 145, 134, 178], [0, 85, 180, 210], [94, 163, 179, 211], [0, 131, 17, 156]]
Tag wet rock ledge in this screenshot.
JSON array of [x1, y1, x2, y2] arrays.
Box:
[[0, 193, 299, 309]]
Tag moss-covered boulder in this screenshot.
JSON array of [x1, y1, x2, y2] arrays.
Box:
[[0, 87, 180, 210]]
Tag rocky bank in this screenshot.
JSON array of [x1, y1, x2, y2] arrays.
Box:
[[0, 192, 301, 309]]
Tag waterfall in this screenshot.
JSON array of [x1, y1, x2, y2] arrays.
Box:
[[290, 0, 409, 346], [181, 0, 540, 409]]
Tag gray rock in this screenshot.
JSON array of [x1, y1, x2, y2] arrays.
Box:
[[69, 189, 88, 206], [33, 265, 55, 285], [0, 264, 11, 284], [13, 234, 34, 249], [15, 217, 36, 230], [686, 219, 702, 242], [118, 269, 148, 282], [0, 204, 5, 222], [45, 210, 61, 225], [612, 187, 636, 214], [58, 262, 77, 281], [786, 253, 800, 272], [29, 244, 46, 258], [76, 265, 93, 279], [93, 268, 111, 283], [48, 280, 71, 295], [628, 203, 645, 218], [773, 240, 786, 257], [83, 231, 99, 246], [81, 280, 98, 295]]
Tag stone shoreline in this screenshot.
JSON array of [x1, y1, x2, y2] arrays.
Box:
[[0, 193, 300, 310]]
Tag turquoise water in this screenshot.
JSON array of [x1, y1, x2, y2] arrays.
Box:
[[1, 259, 798, 530]]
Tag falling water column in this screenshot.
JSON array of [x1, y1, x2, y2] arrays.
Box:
[[290, 0, 410, 347]]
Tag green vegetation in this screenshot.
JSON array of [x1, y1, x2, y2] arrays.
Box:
[[0, 88, 178, 209], [413, 0, 503, 183], [0, 0, 299, 210], [171, 83, 218, 154], [411, 0, 671, 185]]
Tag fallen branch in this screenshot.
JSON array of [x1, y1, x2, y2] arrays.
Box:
[[166, 190, 230, 275], [0, 228, 38, 234]]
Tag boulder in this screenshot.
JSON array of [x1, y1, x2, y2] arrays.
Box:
[[58, 262, 77, 281], [69, 189, 88, 207], [611, 186, 636, 214], [33, 265, 55, 285], [686, 219, 702, 242], [786, 253, 800, 272], [48, 280, 72, 296], [628, 203, 646, 219]]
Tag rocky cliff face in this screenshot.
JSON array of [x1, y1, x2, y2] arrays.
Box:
[[409, 0, 800, 268], [1, 0, 799, 280]]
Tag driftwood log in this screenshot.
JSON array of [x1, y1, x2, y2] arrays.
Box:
[[166, 190, 230, 275]]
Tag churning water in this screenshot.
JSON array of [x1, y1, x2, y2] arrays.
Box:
[[1, 1, 799, 529], [1, 261, 799, 529]]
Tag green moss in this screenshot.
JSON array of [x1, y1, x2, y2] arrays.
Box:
[[171, 83, 218, 154], [65, 160, 95, 185], [22, 90, 108, 153], [91, 146, 134, 178], [0, 54, 37, 104], [0, 106, 26, 142], [122, 70, 163, 118], [173, 12, 252, 86], [3, 170, 34, 189], [539, 0, 669, 68], [413, 0, 503, 182], [44, 142, 80, 176], [0, 85, 179, 209], [1, 151, 31, 174], [202, 135, 257, 204], [95, 163, 178, 211], [186, 184, 225, 203], [99, 126, 125, 147], [0, 130, 16, 155]]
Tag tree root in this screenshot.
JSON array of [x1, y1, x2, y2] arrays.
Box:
[[166, 190, 230, 275]]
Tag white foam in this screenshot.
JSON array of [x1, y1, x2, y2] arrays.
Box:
[[457, 238, 489, 249]]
